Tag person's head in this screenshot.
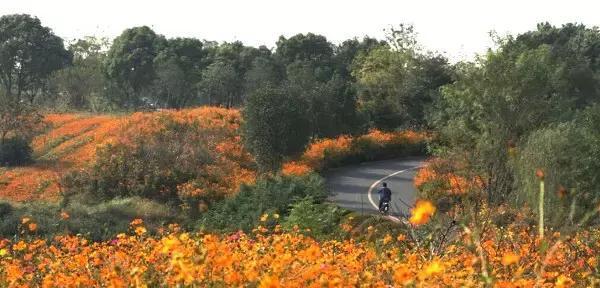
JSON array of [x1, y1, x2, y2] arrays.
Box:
[[382, 182, 387, 188]]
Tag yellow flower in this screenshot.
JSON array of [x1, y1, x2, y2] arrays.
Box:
[[179, 233, 190, 241], [424, 260, 444, 276], [409, 200, 436, 225], [501, 252, 520, 266], [383, 234, 392, 245], [21, 217, 31, 224], [0, 248, 7, 257], [555, 275, 575, 288], [273, 213, 280, 219], [135, 226, 147, 236], [260, 214, 269, 222]]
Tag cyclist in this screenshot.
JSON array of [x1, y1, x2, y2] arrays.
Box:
[[378, 182, 392, 213]]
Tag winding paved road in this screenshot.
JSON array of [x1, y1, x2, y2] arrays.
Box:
[[325, 157, 425, 217]]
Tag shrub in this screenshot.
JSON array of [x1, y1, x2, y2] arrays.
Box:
[[282, 197, 348, 240], [293, 129, 429, 173], [0, 137, 33, 166], [243, 85, 311, 171], [200, 174, 327, 233], [513, 121, 600, 227]]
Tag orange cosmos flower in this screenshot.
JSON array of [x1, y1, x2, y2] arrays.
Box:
[[130, 218, 144, 226], [135, 226, 147, 236], [535, 169, 545, 181], [258, 275, 281, 288], [28, 223, 37, 232], [501, 252, 520, 266], [409, 200, 436, 225]]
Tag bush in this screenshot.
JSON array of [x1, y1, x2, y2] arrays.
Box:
[[200, 174, 327, 233], [243, 85, 311, 171], [514, 120, 600, 227], [282, 197, 348, 240], [296, 130, 429, 173], [0, 137, 33, 166]]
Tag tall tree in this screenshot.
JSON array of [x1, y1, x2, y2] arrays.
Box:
[[353, 26, 452, 129], [276, 33, 334, 81], [286, 61, 361, 137], [49, 36, 108, 109], [276, 33, 334, 65], [0, 14, 71, 103], [244, 53, 284, 95], [152, 37, 206, 108], [104, 26, 166, 107], [197, 61, 238, 107], [334, 37, 387, 80], [243, 85, 310, 171]]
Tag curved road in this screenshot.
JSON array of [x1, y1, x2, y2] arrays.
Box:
[[325, 157, 425, 217]]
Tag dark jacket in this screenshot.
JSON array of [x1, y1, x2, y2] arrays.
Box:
[[378, 187, 391, 202]]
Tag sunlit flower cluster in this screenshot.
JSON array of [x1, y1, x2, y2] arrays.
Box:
[[0, 216, 596, 287]]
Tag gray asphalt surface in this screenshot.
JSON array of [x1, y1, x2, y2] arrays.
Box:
[[325, 157, 425, 217]]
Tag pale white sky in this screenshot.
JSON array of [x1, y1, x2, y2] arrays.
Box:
[[2, 0, 599, 61]]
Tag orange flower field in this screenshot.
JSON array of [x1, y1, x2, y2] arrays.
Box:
[[0, 214, 596, 287], [0, 107, 255, 202], [2, 108, 597, 286]]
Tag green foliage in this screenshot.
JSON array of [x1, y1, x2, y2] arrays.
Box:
[[286, 62, 364, 138], [0, 14, 71, 103], [245, 55, 284, 94], [514, 111, 600, 227], [282, 197, 348, 240], [48, 36, 108, 110], [276, 33, 334, 68], [198, 61, 239, 107], [353, 26, 452, 130], [430, 23, 600, 203], [0, 137, 33, 167], [200, 174, 327, 233], [334, 37, 387, 80], [243, 85, 311, 171], [0, 197, 180, 241], [152, 37, 206, 108], [104, 26, 166, 106]]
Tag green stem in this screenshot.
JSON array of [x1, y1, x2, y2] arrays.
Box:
[[539, 180, 544, 239]]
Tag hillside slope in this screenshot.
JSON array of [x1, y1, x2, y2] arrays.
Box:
[[0, 107, 255, 201]]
